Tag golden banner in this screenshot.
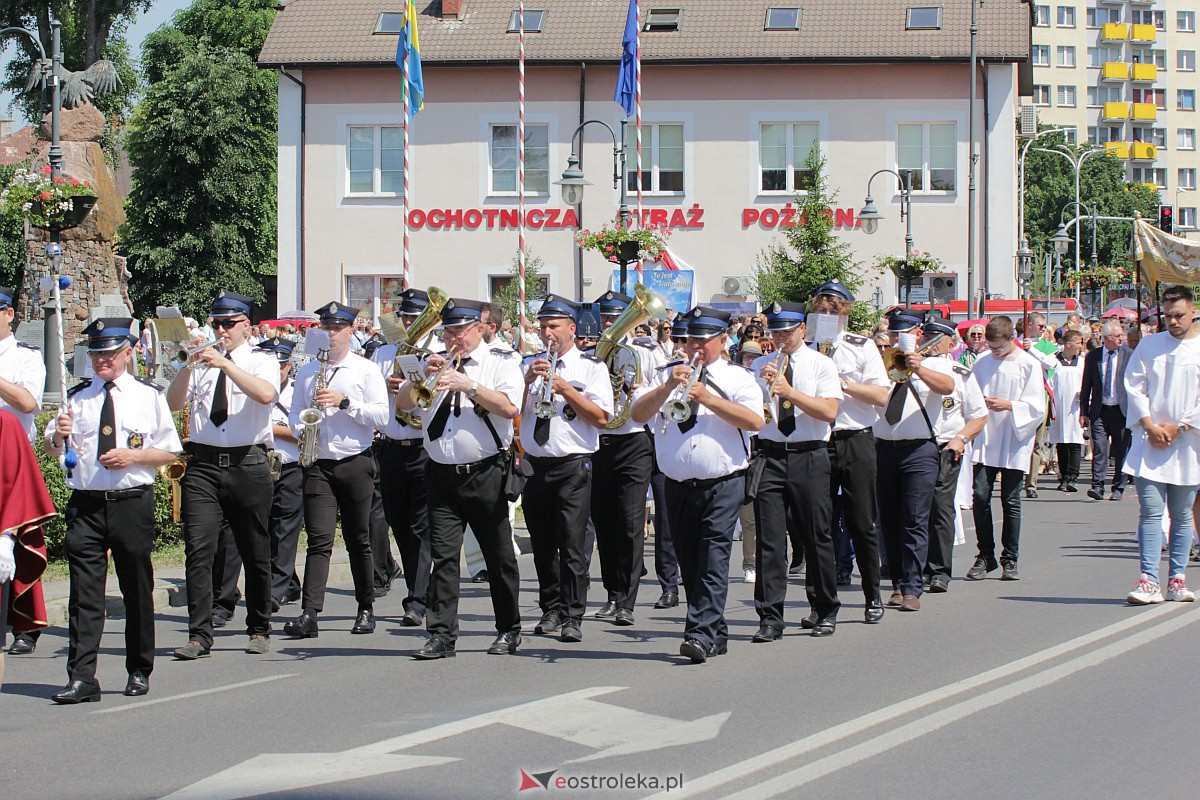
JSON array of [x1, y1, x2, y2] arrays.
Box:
[[1130, 217, 1200, 286]]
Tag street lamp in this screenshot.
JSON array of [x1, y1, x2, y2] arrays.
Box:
[[555, 119, 634, 293], [1016, 238, 1035, 337], [1033, 144, 1107, 303], [859, 168, 914, 304]]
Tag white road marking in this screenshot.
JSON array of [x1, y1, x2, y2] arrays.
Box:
[[93, 674, 298, 715], [648, 603, 1189, 799]]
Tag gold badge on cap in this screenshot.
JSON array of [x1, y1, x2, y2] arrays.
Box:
[[445, 299, 456, 310], [127, 432, 144, 449]]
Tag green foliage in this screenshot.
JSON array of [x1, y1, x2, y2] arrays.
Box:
[[753, 142, 879, 332], [122, 0, 278, 319], [0, 161, 30, 291], [493, 250, 548, 327]]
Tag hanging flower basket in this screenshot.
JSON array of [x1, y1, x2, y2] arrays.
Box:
[[31, 194, 97, 231], [873, 249, 945, 282], [576, 220, 670, 264], [0, 166, 97, 230]]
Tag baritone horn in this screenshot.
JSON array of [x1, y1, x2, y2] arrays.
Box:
[[594, 283, 669, 430], [881, 334, 945, 383]]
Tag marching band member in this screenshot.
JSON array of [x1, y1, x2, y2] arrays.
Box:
[[919, 315, 988, 594], [751, 302, 842, 639], [966, 316, 1046, 582], [167, 290, 279, 659], [806, 281, 889, 623], [649, 314, 692, 610], [1048, 329, 1086, 493], [520, 295, 612, 642], [45, 318, 181, 701], [632, 307, 763, 663], [284, 302, 390, 638], [396, 298, 525, 659]]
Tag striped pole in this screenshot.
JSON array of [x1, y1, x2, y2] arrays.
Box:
[[634, 0, 644, 280], [402, 37, 411, 291], [517, 0, 528, 350]]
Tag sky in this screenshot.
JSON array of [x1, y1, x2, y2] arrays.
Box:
[[0, 0, 192, 126]]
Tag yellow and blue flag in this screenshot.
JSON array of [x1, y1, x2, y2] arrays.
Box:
[[397, 0, 424, 120]]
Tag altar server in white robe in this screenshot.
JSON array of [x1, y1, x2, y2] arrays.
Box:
[[1048, 329, 1086, 493]]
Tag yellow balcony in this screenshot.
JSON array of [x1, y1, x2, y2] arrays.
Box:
[[1102, 62, 1129, 80], [1143, 182, 1157, 192], [1101, 23, 1128, 41], [1130, 24, 1156, 42], [1104, 142, 1130, 159], [1130, 142, 1158, 160], [1131, 63, 1158, 82], [1102, 101, 1129, 120], [1131, 102, 1157, 120]]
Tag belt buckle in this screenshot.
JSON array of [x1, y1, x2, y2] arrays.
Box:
[[218, 453, 231, 468], [455, 463, 472, 475], [104, 491, 118, 501]]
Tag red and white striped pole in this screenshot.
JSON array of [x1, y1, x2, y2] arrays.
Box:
[[517, 0, 529, 350], [402, 38, 411, 291]]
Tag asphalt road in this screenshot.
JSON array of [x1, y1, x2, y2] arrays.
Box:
[[4, 473, 1198, 800]]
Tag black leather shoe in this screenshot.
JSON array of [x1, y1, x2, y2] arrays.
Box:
[[864, 599, 884, 624], [401, 608, 425, 627], [679, 637, 727, 663], [487, 631, 522, 655], [965, 556, 998, 581], [413, 638, 455, 659], [594, 601, 618, 618], [471, 570, 490, 584], [351, 608, 376, 634], [211, 611, 231, 629], [926, 577, 950, 594], [810, 617, 836, 637], [534, 610, 563, 635], [751, 625, 783, 643], [283, 612, 319, 638], [800, 611, 818, 629], [52, 680, 101, 704], [559, 620, 583, 642], [614, 608, 635, 626], [1000, 560, 1020, 581], [835, 570, 852, 586], [653, 591, 678, 609], [1064, 483, 1079, 493], [124, 673, 149, 697], [1086, 488, 1104, 501], [8, 634, 35, 655]]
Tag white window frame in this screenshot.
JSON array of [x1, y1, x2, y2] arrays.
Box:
[[764, 7, 801, 31], [757, 122, 821, 195], [905, 7, 943, 30], [625, 121, 687, 196], [1057, 85, 1077, 107], [487, 122, 550, 197], [1057, 46, 1076, 68], [345, 124, 404, 198], [1179, 128, 1197, 150], [344, 275, 406, 324], [1179, 207, 1197, 230], [1056, 6, 1075, 28], [1032, 85, 1051, 106], [1180, 89, 1197, 112], [1062, 126, 1078, 145], [1034, 5, 1049, 27], [1179, 50, 1196, 72], [1178, 168, 1197, 190], [895, 121, 957, 194], [1180, 11, 1196, 33], [1032, 45, 1050, 67]]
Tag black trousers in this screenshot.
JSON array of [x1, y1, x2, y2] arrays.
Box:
[[183, 457, 273, 648], [213, 521, 241, 619], [301, 450, 376, 612], [270, 462, 304, 603], [65, 489, 155, 683], [755, 446, 839, 625], [650, 468, 679, 593], [525, 454, 592, 621], [665, 473, 742, 648], [425, 458, 521, 644], [591, 432, 653, 611], [827, 429, 882, 603], [369, 454, 397, 589], [876, 440, 940, 597], [973, 464, 1024, 563], [377, 439, 432, 615], [925, 447, 965, 582], [1056, 444, 1082, 485], [1090, 405, 1129, 492]]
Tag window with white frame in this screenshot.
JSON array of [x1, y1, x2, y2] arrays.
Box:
[[489, 124, 549, 194], [347, 125, 403, 196], [1062, 126, 1078, 144], [1033, 84, 1051, 105], [1057, 86, 1076, 107], [1178, 168, 1196, 190], [896, 122, 956, 192], [1179, 51, 1196, 71], [1032, 45, 1050, 67], [1033, 5, 1049, 26], [1088, 125, 1123, 145], [1132, 167, 1167, 187], [1057, 6, 1075, 28], [1057, 46, 1076, 68], [1087, 7, 1120, 28], [1180, 11, 1196, 33], [1132, 126, 1167, 147], [759, 122, 819, 193], [1180, 128, 1197, 150], [1133, 47, 1166, 69], [345, 275, 406, 322], [1180, 208, 1197, 229], [1180, 89, 1197, 111], [625, 123, 684, 193], [905, 7, 942, 30]]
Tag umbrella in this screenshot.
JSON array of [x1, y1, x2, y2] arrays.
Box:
[[1105, 297, 1138, 311], [1101, 307, 1136, 320], [279, 310, 318, 322], [956, 318, 987, 334]]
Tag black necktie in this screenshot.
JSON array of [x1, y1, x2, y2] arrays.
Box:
[[778, 361, 796, 436], [426, 363, 465, 440], [884, 382, 907, 425], [98, 380, 116, 461], [209, 359, 230, 427], [678, 367, 706, 434]]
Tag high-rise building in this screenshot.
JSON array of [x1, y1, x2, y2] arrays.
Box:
[[1030, 2, 1199, 232]]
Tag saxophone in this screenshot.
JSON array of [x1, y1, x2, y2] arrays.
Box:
[[161, 405, 190, 523], [298, 349, 329, 468]]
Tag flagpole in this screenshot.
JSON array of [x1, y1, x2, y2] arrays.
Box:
[[517, 0, 529, 352], [401, 14, 411, 291], [634, 0, 644, 284]]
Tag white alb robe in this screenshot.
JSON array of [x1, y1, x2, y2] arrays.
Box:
[[1122, 331, 1200, 486], [969, 349, 1046, 471], [1048, 359, 1085, 445]]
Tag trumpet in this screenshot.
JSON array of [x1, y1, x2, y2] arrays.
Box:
[[532, 345, 559, 420], [170, 340, 220, 369], [762, 350, 789, 424], [881, 334, 945, 383], [665, 353, 703, 423], [411, 348, 461, 410]]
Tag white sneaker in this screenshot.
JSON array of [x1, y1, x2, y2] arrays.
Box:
[[1166, 575, 1195, 602], [1127, 574, 1164, 605], [743, 568, 756, 584]]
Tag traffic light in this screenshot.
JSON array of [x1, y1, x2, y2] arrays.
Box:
[[1159, 204, 1174, 234]]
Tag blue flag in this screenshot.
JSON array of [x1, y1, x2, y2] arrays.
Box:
[[397, 0, 424, 120], [614, 0, 637, 117]]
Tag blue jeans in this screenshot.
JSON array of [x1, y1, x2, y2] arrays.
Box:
[[1136, 478, 1198, 582]]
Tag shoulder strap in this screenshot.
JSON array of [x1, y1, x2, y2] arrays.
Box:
[[905, 381, 937, 442]]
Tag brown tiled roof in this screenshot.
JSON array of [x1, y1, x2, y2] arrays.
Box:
[[0, 126, 45, 167], [260, 0, 1030, 68]]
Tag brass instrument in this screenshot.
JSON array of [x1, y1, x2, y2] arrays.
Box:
[[169, 340, 220, 369], [665, 353, 704, 423], [160, 405, 190, 523], [594, 283, 669, 430], [298, 349, 330, 468], [532, 344, 559, 420], [881, 334, 945, 383], [762, 350, 789, 424], [412, 347, 461, 410], [392, 287, 450, 428]]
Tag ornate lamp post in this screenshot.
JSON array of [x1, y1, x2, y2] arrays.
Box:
[[859, 169, 915, 304]]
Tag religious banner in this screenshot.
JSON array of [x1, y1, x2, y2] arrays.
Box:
[[1130, 217, 1200, 285]]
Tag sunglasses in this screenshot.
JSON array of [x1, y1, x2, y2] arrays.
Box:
[[214, 318, 246, 329], [969, 333, 984, 339]]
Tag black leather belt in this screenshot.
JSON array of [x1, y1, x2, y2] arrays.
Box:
[[599, 431, 648, 446], [876, 438, 934, 448], [429, 454, 501, 475], [830, 427, 870, 441], [527, 453, 588, 467], [383, 437, 424, 448], [759, 439, 825, 454], [672, 470, 745, 489], [74, 486, 152, 501], [189, 443, 268, 467]]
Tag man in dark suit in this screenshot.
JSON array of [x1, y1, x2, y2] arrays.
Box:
[[1079, 320, 1131, 501]]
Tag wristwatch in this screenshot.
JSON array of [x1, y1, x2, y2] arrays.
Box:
[[840, 379, 850, 391], [338, 397, 351, 410], [1182, 422, 1193, 433], [467, 382, 479, 400]]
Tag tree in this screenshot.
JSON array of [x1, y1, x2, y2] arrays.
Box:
[[122, 0, 277, 318], [753, 142, 878, 331], [493, 249, 547, 330]]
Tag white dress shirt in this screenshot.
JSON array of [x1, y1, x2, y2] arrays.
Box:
[[290, 351, 389, 460], [371, 342, 426, 441], [969, 349, 1046, 471], [752, 344, 842, 444], [421, 341, 524, 465], [1122, 331, 1200, 486], [927, 356, 988, 444], [271, 377, 300, 464], [50, 372, 182, 491], [1101, 346, 1121, 406], [187, 341, 280, 447], [828, 331, 889, 432], [0, 334, 47, 443], [519, 345, 614, 457]]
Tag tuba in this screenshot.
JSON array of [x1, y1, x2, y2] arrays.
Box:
[[594, 284, 669, 430], [881, 334, 945, 383], [392, 286, 449, 429]]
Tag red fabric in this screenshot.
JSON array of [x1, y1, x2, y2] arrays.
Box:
[[1, 409, 55, 631]]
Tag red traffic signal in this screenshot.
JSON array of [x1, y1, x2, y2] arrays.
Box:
[[1158, 204, 1174, 234]]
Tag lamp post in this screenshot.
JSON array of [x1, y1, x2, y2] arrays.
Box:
[[1017, 127, 1068, 270], [859, 168, 914, 304], [1015, 239, 1035, 340], [1033, 145, 1107, 303], [1052, 200, 1100, 315], [555, 119, 633, 294]]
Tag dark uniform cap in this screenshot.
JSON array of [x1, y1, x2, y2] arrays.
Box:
[[441, 298, 485, 327], [255, 336, 297, 363], [813, 280, 854, 303], [537, 294, 581, 322], [398, 288, 430, 316], [687, 306, 732, 338], [0, 286, 14, 310], [84, 317, 135, 352], [923, 314, 956, 337], [671, 312, 690, 338], [595, 291, 632, 315], [886, 307, 924, 332], [209, 290, 254, 319], [317, 301, 360, 325], [765, 301, 807, 331]]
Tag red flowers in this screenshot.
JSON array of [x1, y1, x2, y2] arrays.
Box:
[[39, 192, 52, 200]]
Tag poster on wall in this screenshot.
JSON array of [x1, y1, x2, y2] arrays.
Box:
[[610, 269, 696, 315]]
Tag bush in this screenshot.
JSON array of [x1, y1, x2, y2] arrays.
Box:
[[34, 409, 186, 562]]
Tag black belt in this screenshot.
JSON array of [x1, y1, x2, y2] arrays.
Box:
[[188, 443, 268, 467], [876, 438, 934, 448], [429, 454, 501, 475], [672, 469, 746, 489], [527, 453, 588, 467], [599, 431, 648, 446], [74, 486, 152, 501], [830, 428, 870, 441], [382, 437, 425, 448], [759, 439, 825, 454]]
